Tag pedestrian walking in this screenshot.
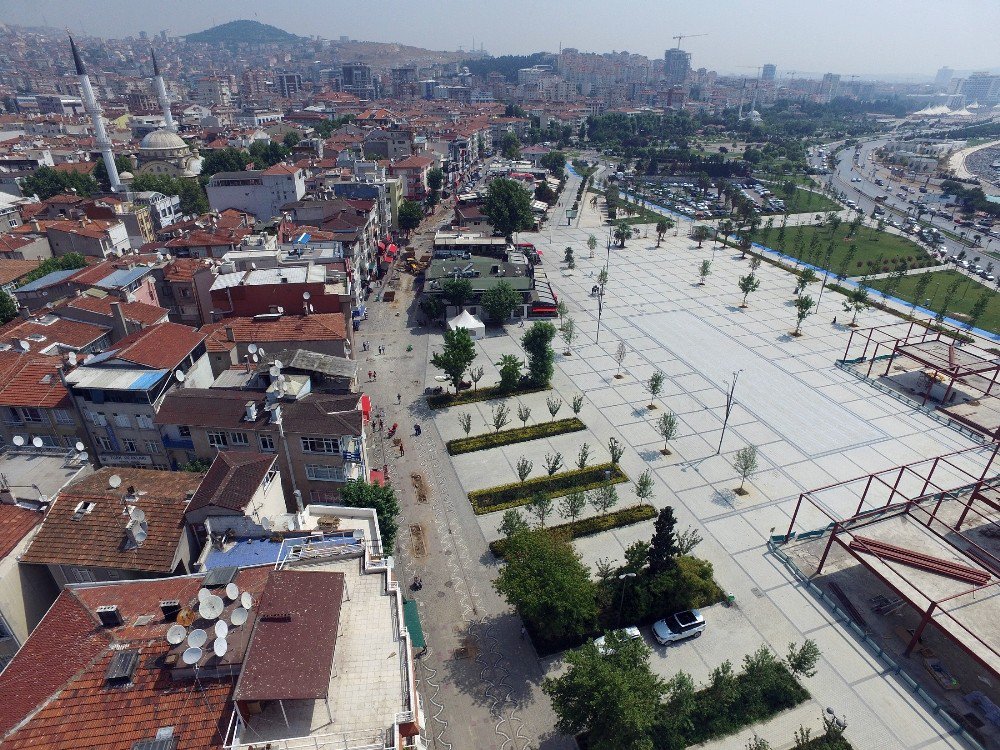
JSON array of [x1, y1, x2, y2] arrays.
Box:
[[399, 441, 405, 456], [367, 370, 372, 381], [373, 371, 378, 381], [397, 393, 402, 404]]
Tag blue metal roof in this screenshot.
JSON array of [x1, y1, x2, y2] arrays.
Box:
[[130, 370, 166, 390], [94, 267, 150, 289], [15, 269, 78, 293], [203, 538, 285, 569]]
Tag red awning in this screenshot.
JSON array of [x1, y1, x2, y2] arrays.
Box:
[[360, 394, 371, 419], [369, 469, 385, 486], [378, 241, 386, 250]]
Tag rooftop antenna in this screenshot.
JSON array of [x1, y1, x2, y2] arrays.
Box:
[[68, 351, 78, 366], [230, 607, 248, 627], [108, 474, 122, 489], [240, 592, 253, 610], [261, 516, 272, 531], [174, 370, 186, 384], [75, 441, 85, 452], [12, 436, 23, 447], [187, 628, 207, 648], [166, 623, 187, 645], [225, 582, 240, 601], [182, 646, 202, 666]]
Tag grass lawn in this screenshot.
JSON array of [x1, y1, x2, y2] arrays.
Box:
[[760, 224, 937, 276], [783, 185, 842, 214], [869, 269, 1000, 334]]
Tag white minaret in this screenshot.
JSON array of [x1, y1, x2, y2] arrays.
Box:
[[70, 35, 121, 192], [151, 48, 176, 132]]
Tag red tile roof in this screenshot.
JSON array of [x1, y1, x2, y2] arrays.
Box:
[[111, 322, 206, 369], [391, 155, 434, 169], [20, 467, 203, 573], [0, 259, 41, 286], [187, 452, 276, 514], [200, 313, 347, 353], [162, 257, 214, 282], [0, 316, 108, 351], [0, 503, 44, 558], [0, 351, 72, 409], [62, 295, 169, 327], [68, 258, 150, 287], [262, 163, 299, 176]]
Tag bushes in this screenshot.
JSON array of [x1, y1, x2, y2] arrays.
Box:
[[490, 504, 656, 557], [448, 417, 585, 455], [470, 463, 629, 514], [427, 382, 549, 409]]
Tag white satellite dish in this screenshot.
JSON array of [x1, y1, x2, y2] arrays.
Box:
[[68, 351, 78, 366], [197, 588, 212, 603], [31, 436, 43, 448], [274, 359, 283, 370], [269, 365, 280, 377], [261, 516, 272, 531], [175, 370, 186, 382], [80, 452, 89, 462], [199, 597, 223, 620], [133, 525, 148, 544], [251, 354, 259, 363], [12, 436, 24, 446], [248, 343, 258, 354], [231, 607, 248, 626], [75, 441, 85, 451], [240, 592, 253, 609], [213, 637, 228, 658], [187, 628, 207, 648], [258, 348, 266, 357], [302, 291, 311, 300], [182, 646, 202, 665], [166, 624, 187, 645], [129, 507, 146, 523], [109, 475, 122, 489], [214, 620, 229, 638], [225, 583, 239, 600]]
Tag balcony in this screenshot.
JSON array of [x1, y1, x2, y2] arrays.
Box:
[[162, 436, 194, 450], [341, 437, 363, 463]]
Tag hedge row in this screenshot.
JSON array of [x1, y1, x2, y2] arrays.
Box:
[[489, 504, 656, 557], [469, 462, 629, 515], [447, 417, 586, 455], [427, 382, 550, 409]]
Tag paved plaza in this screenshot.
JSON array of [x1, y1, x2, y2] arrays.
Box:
[[426, 173, 987, 749]]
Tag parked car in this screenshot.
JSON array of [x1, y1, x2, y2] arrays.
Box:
[[594, 626, 642, 655], [652, 610, 706, 645]]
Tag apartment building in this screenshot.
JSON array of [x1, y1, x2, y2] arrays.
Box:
[[206, 164, 306, 221], [0, 352, 87, 451]]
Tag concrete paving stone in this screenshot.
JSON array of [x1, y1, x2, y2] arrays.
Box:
[[751, 469, 805, 500], [735, 550, 799, 590], [730, 419, 785, 447], [703, 514, 763, 556]]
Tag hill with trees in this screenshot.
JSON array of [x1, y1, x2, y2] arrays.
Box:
[[185, 20, 302, 44]]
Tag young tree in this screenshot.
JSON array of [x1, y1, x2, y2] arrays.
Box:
[[516, 456, 533, 483], [483, 178, 534, 240], [589, 484, 620, 515], [430, 327, 477, 393], [546, 395, 563, 420], [480, 280, 522, 323], [793, 294, 815, 335], [634, 469, 655, 506], [587, 234, 598, 258], [516, 402, 532, 427], [935, 276, 963, 324], [543, 634, 666, 750], [738, 273, 761, 307], [911, 271, 934, 313], [733, 445, 759, 493], [490, 402, 512, 433], [398, 200, 424, 235], [968, 290, 992, 330], [458, 412, 473, 436], [676, 525, 704, 555], [749, 257, 762, 273], [655, 411, 679, 455], [645, 371, 665, 409], [692, 225, 712, 248], [556, 299, 569, 324], [522, 321, 557, 386], [499, 509, 530, 538], [559, 491, 586, 524], [528, 492, 554, 526], [339, 480, 401, 552], [614, 341, 627, 379], [795, 267, 818, 296], [842, 285, 870, 326], [564, 246, 575, 264], [494, 530, 598, 643], [543, 451, 564, 476], [0, 292, 18, 325], [561, 317, 577, 355], [613, 219, 631, 247], [496, 354, 523, 393], [609, 436, 625, 465], [597, 267, 609, 288], [699, 259, 712, 285], [785, 639, 822, 679], [571, 394, 585, 416], [648, 506, 680, 574], [576, 442, 592, 470], [655, 220, 668, 247], [441, 277, 473, 309]]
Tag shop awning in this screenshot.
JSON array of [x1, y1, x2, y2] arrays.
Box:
[[403, 599, 426, 649]]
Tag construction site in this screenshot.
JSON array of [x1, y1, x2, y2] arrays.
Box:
[[780, 445, 1000, 749]]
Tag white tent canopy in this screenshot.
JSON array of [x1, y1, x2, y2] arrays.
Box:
[[448, 309, 486, 339]]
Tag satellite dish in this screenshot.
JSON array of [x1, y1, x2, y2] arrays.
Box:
[[133, 526, 148, 544], [225, 583, 239, 600], [75, 441, 85, 451], [175, 370, 186, 382], [68, 351, 78, 366], [231, 607, 248, 627], [199, 597, 222, 620], [31, 436, 43, 448], [273, 359, 283, 370], [80, 452, 89, 462], [213, 637, 228, 658], [214, 620, 229, 638], [261, 516, 272, 531], [251, 354, 259, 363], [187, 628, 207, 648], [240, 592, 253, 609], [176, 607, 196, 626], [269, 365, 280, 377], [182, 646, 202, 665], [258, 348, 266, 357], [197, 588, 212, 603], [109, 475, 122, 489], [166, 624, 187, 645], [302, 291, 311, 300], [248, 343, 258, 354], [12, 436, 24, 446], [129, 507, 146, 523]]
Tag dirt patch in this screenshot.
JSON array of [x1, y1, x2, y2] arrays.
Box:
[[411, 472, 429, 503], [409, 523, 426, 558], [383, 291, 396, 302]]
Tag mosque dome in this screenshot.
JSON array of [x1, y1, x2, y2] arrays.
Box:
[[139, 129, 189, 154]]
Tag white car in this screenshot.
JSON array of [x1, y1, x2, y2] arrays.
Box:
[[594, 626, 642, 655], [652, 609, 706, 645]]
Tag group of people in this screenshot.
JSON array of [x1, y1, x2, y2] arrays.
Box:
[[361, 341, 387, 354]]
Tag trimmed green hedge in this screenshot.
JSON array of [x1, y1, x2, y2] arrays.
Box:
[[490, 504, 656, 557], [470, 462, 629, 515], [427, 382, 549, 409], [448, 417, 585, 455]]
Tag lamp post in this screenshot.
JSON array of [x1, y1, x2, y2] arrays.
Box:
[[617, 572, 636, 624]]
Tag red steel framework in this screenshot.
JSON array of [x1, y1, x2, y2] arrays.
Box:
[[784, 444, 1000, 676], [841, 319, 1000, 413]]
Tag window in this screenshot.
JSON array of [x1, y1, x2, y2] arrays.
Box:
[[70, 567, 95, 583], [136, 414, 155, 430], [36, 435, 58, 447], [90, 412, 108, 427], [113, 413, 131, 429], [20, 407, 43, 424], [301, 436, 339, 454], [178, 425, 191, 437], [96, 436, 112, 452], [145, 440, 161, 454], [263, 468, 277, 490], [207, 431, 228, 448], [229, 431, 249, 447], [121, 438, 137, 453], [53, 409, 74, 425], [4, 407, 21, 425], [259, 434, 276, 452], [306, 464, 345, 482]]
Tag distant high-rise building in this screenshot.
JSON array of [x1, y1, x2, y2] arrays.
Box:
[[664, 48, 691, 87], [391, 67, 418, 98], [342, 62, 376, 100], [276, 72, 303, 99], [820, 73, 841, 101], [193, 75, 233, 107], [935, 66, 954, 89], [961, 72, 1000, 105], [762, 64, 777, 82]]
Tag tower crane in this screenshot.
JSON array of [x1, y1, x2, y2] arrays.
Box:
[[671, 33, 707, 49]]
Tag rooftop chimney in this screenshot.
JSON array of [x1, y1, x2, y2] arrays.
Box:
[[245, 400, 258, 422], [225, 325, 235, 342], [109, 301, 128, 340]]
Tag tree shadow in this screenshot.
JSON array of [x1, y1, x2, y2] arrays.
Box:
[[724, 305, 744, 313], [639, 448, 664, 463], [712, 488, 738, 509], [775, 333, 796, 343]]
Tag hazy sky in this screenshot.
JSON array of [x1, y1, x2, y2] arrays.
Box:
[[5, 0, 998, 78]]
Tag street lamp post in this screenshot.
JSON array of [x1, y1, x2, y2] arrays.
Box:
[[617, 572, 636, 624]]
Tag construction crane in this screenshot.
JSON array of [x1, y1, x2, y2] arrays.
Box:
[[671, 33, 707, 49]]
